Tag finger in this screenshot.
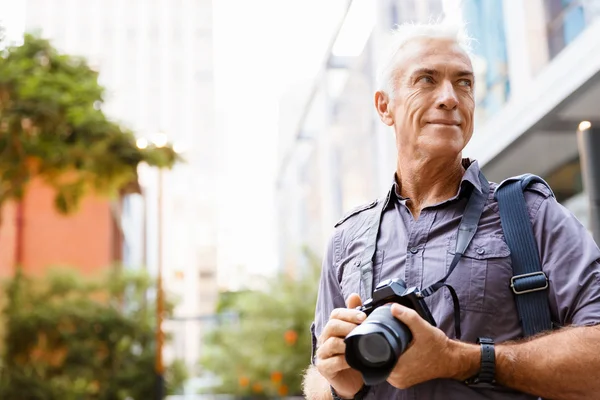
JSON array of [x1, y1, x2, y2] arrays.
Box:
[[316, 354, 351, 376], [330, 307, 366, 324], [316, 337, 346, 360], [391, 304, 426, 333], [321, 319, 361, 342], [346, 293, 363, 309]]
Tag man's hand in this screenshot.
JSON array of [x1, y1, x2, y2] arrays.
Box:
[[315, 293, 366, 399], [386, 303, 472, 390]]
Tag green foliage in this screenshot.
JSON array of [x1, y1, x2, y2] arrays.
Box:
[[0, 267, 187, 399], [200, 251, 321, 397], [0, 33, 180, 215], [166, 359, 189, 395]]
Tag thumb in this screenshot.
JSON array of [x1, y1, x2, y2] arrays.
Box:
[[346, 293, 363, 309]]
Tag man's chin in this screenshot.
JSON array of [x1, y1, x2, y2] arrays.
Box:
[[418, 141, 466, 161]]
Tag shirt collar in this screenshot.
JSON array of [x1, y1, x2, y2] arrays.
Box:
[[389, 158, 483, 205]]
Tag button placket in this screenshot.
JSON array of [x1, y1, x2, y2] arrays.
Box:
[[405, 210, 434, 289]]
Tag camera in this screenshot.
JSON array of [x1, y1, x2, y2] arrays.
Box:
[[344, 278, 436, 386]]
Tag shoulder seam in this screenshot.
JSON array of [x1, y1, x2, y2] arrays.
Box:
[[525, 182, 553, 199], [334, 199, 378, 228]]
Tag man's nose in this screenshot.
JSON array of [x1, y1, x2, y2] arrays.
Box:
[[435, 80, 459, 110]]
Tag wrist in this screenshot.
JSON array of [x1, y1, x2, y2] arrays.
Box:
[[445, 339, 480, 381], [331, 384, 368, 400]]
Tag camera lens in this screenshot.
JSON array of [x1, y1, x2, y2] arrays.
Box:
[[356, 334, 392, 366], [344, 304, 413, 385]]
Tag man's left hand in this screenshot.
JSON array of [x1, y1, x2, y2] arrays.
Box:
[[386, 303, 460, 389]]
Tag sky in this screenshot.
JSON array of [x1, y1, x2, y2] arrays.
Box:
[[212, 0, 348, 280]]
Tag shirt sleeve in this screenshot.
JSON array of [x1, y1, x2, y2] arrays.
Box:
[[533, 195, 600, 326], [311, 228, 346, 365]]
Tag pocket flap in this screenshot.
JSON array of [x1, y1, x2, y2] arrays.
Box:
[[448, 234, 510, 259]]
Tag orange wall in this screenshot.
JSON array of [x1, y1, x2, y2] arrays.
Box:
[[0, 179, 119, 278], [0, 202, 17, 277]]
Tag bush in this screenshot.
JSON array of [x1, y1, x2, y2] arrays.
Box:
[[200, 252, 320, 397], [0, 267, 186, 400]]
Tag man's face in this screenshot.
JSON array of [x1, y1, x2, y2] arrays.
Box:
[[376, 38, 475, 159]]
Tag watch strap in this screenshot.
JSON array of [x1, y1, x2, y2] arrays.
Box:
[[478, 337, 495, 383], [465, 337, 496, 386]]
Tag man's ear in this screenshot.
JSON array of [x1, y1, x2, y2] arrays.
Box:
[[375, 90, 393, 126]]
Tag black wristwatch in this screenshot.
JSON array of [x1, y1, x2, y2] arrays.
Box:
[[465, 337, 496, 387], [330, 384, 370, 400]]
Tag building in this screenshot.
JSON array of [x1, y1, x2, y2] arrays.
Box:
[[276, 0, 600, 274], [465, 0, 600, 229], [23, 0, 219, 377], [276, 0, 444, 275], [0, 179, 125, 278]]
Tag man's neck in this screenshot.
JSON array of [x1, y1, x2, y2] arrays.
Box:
[[396, 155, 465, 219]]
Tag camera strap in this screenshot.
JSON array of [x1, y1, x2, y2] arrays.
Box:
[[359, 171, 489, 340], [359, 189, 393, 301], [420, 171, 490, 339]]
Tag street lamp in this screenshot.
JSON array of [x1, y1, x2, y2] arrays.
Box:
[[154, 133, 168, 400], [136, 133, 168, 400]]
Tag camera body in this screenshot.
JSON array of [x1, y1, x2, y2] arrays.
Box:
[[344, 278, 436, 386], [359, 278, 436, 324]]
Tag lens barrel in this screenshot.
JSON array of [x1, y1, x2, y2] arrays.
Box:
[[344, 304, 413, 385]]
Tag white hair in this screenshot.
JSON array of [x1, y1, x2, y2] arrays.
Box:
[[376, 22, 474, 98]]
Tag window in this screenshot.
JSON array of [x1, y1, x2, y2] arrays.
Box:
[[389, 2, 399, 28], [545, 0, 591, 58], [199, 270, 215, 279], [462, 0, 510, 124]]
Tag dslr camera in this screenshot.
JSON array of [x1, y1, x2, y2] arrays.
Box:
[[344, 278, 436, 385]]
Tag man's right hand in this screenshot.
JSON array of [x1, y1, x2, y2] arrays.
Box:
[[315, 293, 366, 399]]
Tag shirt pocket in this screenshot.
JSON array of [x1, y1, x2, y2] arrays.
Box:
[[339, 250, 385, 303], [444, 234, 513, 314]]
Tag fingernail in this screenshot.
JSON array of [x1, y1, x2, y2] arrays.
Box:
[[357, 312, 366, 321]]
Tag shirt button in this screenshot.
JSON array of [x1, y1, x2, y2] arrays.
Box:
[[353, 259, 361, 267], [409, 247, 419, 254], [476, 248, 485, 255]]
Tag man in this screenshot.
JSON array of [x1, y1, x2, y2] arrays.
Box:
[[302, 22, 600, 400]]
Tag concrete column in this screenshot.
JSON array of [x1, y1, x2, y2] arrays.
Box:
[[523, 0, 551, 77], [577, 127, 600, 243], [502, 0, 534, 99]]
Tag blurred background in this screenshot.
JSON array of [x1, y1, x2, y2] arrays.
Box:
[[0, 0, 599, 399]]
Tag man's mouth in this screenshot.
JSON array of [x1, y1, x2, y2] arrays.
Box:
[[427, 119, 460, 126]]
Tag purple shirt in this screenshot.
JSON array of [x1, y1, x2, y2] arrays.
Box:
[[311, 160, 600, 399]]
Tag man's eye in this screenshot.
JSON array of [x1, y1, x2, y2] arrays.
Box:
[[418, 76, 434, 84], [458, 79, 472, 87]]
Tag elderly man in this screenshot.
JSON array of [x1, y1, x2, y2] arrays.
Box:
[[302, 22, 600, 400]]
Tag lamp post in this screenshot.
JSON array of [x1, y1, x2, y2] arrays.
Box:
[[154, 166, 165, 399], [136, 133, 167, 400], [577, 122, 600, 243], [154, 132, 168, 400]]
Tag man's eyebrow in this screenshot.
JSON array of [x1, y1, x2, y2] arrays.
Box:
[[456, 70, 474, 77], [410, 68, 438, 77], [409, 68, 474, 78]]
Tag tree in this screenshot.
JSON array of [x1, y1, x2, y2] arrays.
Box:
[[199, 251, 321, 398], [0, 267, 187, 399], [0, 32, 178, 219]]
